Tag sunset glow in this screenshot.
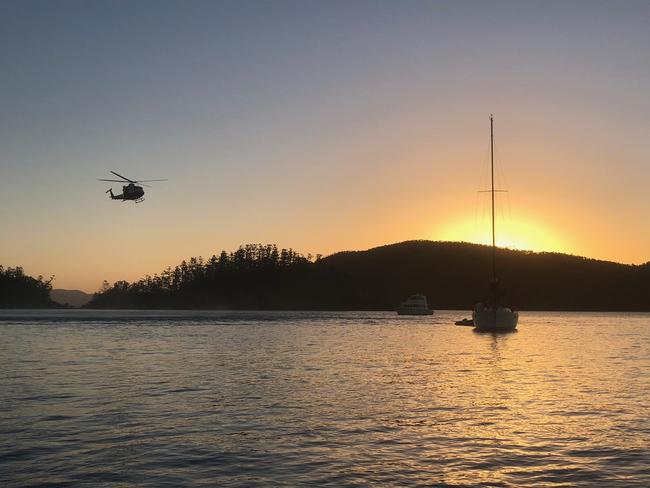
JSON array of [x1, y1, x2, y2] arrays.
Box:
[[1, 2, 650, 291], [436, 214, 571, 255]]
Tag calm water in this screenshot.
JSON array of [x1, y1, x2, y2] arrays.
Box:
[[1, 310, 650, 487]]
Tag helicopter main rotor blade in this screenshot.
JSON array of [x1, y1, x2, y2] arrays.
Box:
[[97, 179, 128, 182], [110, 171, 137, 183], [134, 179, 168, 183]]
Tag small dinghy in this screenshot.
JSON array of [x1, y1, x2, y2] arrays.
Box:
[[454, 318, 474, 326]]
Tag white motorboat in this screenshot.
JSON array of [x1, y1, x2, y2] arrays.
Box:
[[397, 294, 434, 315]]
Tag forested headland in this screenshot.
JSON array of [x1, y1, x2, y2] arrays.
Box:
[[86, 241, 650, 311], [0, 266, 55, 308]]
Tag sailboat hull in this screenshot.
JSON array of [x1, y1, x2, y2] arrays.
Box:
[[472, 306, 518, 332]]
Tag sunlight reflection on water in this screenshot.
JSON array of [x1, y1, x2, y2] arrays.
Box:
[[1, 310, 650, 486]]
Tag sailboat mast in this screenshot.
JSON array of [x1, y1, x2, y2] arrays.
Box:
[[490, 114, 496, 283]]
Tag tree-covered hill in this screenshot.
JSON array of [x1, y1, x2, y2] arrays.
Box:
[[86, 241, 650, 311], [0, 266, 55, 308]]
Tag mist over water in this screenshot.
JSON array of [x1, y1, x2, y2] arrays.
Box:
[[2, 310, 650, 487]]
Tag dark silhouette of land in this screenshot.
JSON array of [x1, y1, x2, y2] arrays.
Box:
[[83, 241, 650, 311], [3, 241, 648, 310], [0, 266, 55, 308], [50, 289, 93, 308]]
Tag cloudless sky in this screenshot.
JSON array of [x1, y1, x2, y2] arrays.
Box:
[[2, 0, 650, 291]]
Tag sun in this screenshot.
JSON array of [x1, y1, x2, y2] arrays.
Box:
[[434, 215, 570, 254]]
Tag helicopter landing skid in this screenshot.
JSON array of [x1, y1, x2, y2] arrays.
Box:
[[135, 197, 145, 203]]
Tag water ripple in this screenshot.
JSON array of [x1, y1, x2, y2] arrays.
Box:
[[1, 310, 650, 486]]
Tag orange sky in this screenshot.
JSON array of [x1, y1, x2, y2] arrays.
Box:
[[1, 2, 650, 291]]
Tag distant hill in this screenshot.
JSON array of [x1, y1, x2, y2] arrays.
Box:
[[51, 289, 93, 307], [86, 241, 650, 311], [319, 241, 650, 311]]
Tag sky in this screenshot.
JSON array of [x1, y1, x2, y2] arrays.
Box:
[[1, 0, 650, 292]]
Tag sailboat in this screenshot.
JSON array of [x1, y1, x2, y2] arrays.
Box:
[[472, 115, 519, 332]]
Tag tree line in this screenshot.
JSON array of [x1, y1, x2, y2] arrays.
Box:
[[86, 241, 650, 311], [0, 266, 55, 308], [88, 244, 319, 309]]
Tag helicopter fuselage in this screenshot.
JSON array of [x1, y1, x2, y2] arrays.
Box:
[[108, 183, 145, 201]]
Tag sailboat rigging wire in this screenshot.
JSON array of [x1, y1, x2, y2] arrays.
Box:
[[475, 129, 493, 238], [491, 124, 514, 241]]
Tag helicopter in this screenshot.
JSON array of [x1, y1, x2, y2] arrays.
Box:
[[98, 171, 167, 203]]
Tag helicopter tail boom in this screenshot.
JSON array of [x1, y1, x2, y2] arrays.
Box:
[[106, 189, 121, 200]]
